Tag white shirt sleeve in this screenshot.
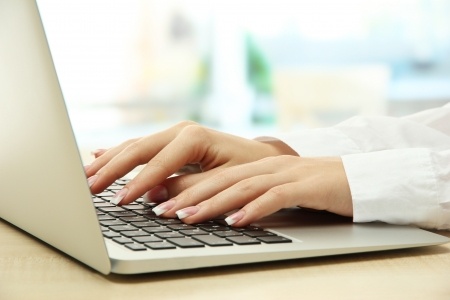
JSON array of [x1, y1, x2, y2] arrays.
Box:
[[272, 103, 450, 230]]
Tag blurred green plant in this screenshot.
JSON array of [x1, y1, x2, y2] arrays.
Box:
[[246, 34, 272, 95]]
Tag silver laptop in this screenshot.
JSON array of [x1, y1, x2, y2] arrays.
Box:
[[1, 0, 448, 275]]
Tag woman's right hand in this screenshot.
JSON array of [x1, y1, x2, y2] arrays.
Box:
[[85, 121, 298, 206]]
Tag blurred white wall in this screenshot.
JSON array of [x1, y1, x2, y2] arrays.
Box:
[[37, 0, 450, 147]]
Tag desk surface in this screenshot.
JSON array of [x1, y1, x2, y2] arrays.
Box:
[[1, 217, 449, 300]]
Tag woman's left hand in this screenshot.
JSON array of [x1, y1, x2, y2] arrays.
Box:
[[153, 155, 353, 227]]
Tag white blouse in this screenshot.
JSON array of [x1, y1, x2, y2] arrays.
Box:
[[274, 103, 450, 230]]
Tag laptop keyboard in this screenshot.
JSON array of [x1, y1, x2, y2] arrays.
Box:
[[93, 180, 292, 251]]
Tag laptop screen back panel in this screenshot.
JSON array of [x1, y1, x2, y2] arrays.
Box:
[[0, 0, 110, 274]]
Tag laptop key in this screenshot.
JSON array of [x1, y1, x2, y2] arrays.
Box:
[[213, 230, 243, 238], [226, 236, 261, 245], [142, 226, 172, 234], [193, 235, 233, 247], [179, 229, 209, 236], [243, 230, 275, 238], [98, 206, 126, 213], [156, 219, 182, 225], [132, 236, 163, 243], [198, 224, 230, 232], [167, 237, 205, 248], [145, 242, 176, 250], [258, 236, 292, 244], [109, 225, 137, 232], [155, 232, 185, 239], [121, 230, 150, 238], [103, 231, 121, 238], [125, 243, 147, 251], [120, 216, 148, 223], [167, 224, 196, 231], [112, 237, 134, 244], [130, 221, 160, 228], [100, 220, 126, 227], [98, 215, 115, 221], [122, 204, 146, 210], [109, 211, 137, 218]]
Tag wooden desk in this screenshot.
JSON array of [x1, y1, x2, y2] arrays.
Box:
[[1, 218, 449, 300]]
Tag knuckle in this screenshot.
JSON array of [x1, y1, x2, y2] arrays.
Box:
[[235, 178, 257, 194], [123, 141, 147, 164], [267, 185, 286, 198], [266, 185, 290, 206], [211, 170, 234, 186], [175, 120, 199, 130], [179, 123, 209, 141], [147, 157, 171, 175]]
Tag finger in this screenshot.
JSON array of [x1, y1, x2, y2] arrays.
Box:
[[89, 121, 197, 194], [110, 124, 220, 205], [177, 173, 284, 223], [85, 139, 138, 178], [173, 156, 326, 225], [162, 158, 294, 220], [142, 168, 224, 204], [229, 182, 311, 227]]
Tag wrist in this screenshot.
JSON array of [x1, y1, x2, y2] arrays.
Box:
[[254, 136, 299, 156]]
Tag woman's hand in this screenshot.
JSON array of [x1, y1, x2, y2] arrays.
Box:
[[152, 155, 353, 227], [85, 121, 297, 206]]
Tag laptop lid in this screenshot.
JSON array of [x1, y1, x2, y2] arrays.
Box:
[[0, 0, 111, 274]]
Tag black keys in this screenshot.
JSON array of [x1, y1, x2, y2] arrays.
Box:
[[96, 179, 295, 252]]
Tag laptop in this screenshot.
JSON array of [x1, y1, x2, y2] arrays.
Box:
[[1, 0, 448, 275]]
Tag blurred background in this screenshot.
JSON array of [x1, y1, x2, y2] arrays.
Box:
[[38, 0, 450, 149]]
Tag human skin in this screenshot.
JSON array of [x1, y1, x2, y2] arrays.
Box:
[[85, 121, 353, 226]]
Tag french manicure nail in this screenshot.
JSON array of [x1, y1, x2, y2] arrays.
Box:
[[175, 206, 200, 219], [225, 210, 245, 226], [152, 199, 176, 216], [87, 175, 98, 187], [143, 185, 169, 203], [111, 188, 128, 205]]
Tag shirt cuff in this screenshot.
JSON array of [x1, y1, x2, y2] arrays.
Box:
[[342, 148, 449, 230]]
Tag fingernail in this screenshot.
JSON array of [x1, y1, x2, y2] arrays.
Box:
[[152, 199, 176, 216], [176, 206, 200, 219], [143, 185, 169, 203], [225, 210, 245, 226], [84, 164, 91, 172], [87, 175, 98, 187], [111, 188, 128, 205]]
